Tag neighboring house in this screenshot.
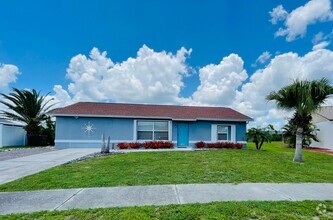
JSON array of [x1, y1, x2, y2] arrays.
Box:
[[0, 118, 26, 148], [50, 102, 253, 149], [311, 106, 333, 150]]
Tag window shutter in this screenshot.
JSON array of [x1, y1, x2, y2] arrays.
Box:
[[231, 125, 236, 142], [133, 120, 137, 141], [168, 121, 172, 141], [211, 124, 217, 142]]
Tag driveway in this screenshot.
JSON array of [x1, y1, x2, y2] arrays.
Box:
[[0, 147, 56, 161], [0, 148, 98, 185]]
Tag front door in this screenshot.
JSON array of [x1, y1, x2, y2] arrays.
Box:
[[177, 122, 189, 147]]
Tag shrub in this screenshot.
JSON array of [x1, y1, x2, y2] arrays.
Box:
[[117, 142, 142, 149], [195, 141, 206, 148], [206, 142, 242, 149], [144, 141, 174, 149], [117, 142, 128, 149]]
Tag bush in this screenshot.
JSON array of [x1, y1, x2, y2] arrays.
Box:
[[117, 141, 173, 149], [206, 142, 242, 149], [195, 141, 206, 148], [117, 142, 129, 149], [117, 142, 141, 149], [143, 141, 174, 149]]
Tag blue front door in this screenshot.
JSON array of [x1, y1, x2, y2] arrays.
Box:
[[177, 122, 189, 147]]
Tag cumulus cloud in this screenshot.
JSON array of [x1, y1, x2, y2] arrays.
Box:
[[252, 51, 271, 67], [189, 54, 248, 106], [269, 5, 288, 25], [53, 45, 192, 106], [0, 64, 20, 90], [233, 49, 333, 128], [53, 45, 333, 130], [272, 0, 333, 41]]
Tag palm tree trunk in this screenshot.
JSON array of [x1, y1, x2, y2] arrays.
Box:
[[293, 126, 303, 162]]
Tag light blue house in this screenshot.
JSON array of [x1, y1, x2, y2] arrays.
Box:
[[50, 102, 252, 148]]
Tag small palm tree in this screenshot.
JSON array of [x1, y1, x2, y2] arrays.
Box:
[[282, 113, 319, 148], [0, 88, 54, 146], [246, 127, 272, 150], [267, 78, 333, 162]]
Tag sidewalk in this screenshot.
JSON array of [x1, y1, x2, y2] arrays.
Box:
[[0, 148, 98, 185], [1, 183, 333, 214]]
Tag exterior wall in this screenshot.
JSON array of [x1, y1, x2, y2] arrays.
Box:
[[0, 124, 26, 148], [311, 121, 333, 150], [55, 116, 248, 148], [55, 117, 134, 148], [187, 121, 247, 147]]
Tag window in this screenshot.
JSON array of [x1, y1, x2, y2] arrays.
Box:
[[217, 125, 230, 141], [137, 121, 169, 140]]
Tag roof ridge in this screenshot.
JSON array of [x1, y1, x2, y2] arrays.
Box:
[[74, 101, 231, 109]]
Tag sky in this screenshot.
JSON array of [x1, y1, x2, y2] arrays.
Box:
[[0, 0, 333, 129]]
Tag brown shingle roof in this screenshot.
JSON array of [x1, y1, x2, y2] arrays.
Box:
[[50, 102, 253, 121]]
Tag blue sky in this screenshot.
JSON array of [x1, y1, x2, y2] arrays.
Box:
[[0, 0, 333, 128]]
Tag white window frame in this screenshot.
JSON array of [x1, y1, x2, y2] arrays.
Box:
[[134, 120, 172, 141], [217, 125, 229, 141], [211, 124, 236, 142]]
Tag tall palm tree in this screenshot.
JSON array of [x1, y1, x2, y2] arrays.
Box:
[[267, 78, 333, 162], [0, 88, 54, 146]]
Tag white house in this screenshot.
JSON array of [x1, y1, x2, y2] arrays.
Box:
[[0, 118, 26, 148], [311, 106, 333, 150]]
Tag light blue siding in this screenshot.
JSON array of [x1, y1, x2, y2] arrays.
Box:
[[55, 117, 134, 148], [55, 116, 248, 148]]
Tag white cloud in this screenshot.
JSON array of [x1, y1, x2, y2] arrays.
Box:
[[234, 48, 333, 129], [189, 54, 248, 106], [54, 45, 333, 130], [0, 64, 20, 90], [311, 30, 333, 50], [252, 51, 271, 67], [272, 0, 333, 41], [313, 41, 330, 50], [269, 5, 288, 25], [54, 45, 192, 106], [312, 31, 326, 44]]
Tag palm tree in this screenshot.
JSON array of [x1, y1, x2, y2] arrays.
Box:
[[246, 127, 272, 150], [0, 88, 54, 146], [282, 113, 319, 148], [267, 78, 333, 162]]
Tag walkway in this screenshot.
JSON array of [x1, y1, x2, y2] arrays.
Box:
[[0, 148, 98, 185], [1, 183, 333, 214]]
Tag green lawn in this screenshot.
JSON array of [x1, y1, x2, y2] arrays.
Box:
[[0, 142, 332, 192], [1, 201, 332, 219]]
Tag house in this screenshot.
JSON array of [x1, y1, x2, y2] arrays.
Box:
[[50, 102, 253, 149], [311, 106, 333, 150], [0, 118, 26, 148]]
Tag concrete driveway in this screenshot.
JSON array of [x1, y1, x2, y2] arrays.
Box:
[[0, 148, 98, 185]]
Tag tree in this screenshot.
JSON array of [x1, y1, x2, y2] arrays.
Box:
[[282, 113, 319, 148], [0, 88, 54, 146], [246, 127, 272, 150], [266, 78, 333, 162], [40, 116, 56, 146]]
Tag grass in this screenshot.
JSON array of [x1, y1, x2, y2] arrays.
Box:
[[0, 142, 332, 192], [1, 201, 333, 219]]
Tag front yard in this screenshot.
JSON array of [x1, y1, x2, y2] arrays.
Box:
[[0, 142, 332, 192]]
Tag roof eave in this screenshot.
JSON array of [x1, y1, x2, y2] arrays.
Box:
[[49, 113, 253, 122]]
